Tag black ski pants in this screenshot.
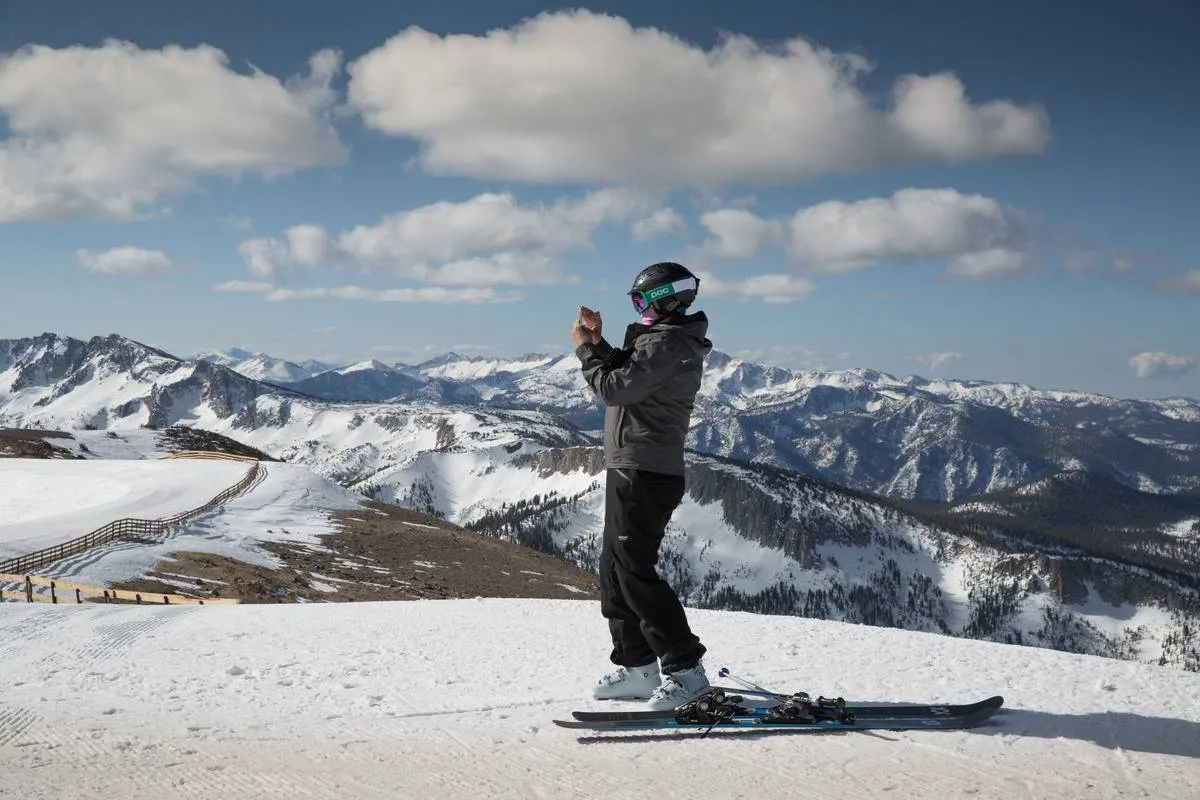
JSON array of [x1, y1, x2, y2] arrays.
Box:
[[599, 467, 706, 674]]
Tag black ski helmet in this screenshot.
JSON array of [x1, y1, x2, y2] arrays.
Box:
[[629, 262, 700, 316]]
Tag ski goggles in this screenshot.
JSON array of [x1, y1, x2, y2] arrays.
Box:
[[630, 277, 698, 312]]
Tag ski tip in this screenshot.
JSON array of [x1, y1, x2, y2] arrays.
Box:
[[554, 718, 603, 730], [959, 695, 1005, 715]]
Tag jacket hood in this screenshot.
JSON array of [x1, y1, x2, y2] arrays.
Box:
[[657, 311, 712, 356], [620, 310, 713, 357], [659, 309, 708, 334]]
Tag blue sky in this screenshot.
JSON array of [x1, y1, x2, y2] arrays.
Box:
[[1, 0, 1197, 399]]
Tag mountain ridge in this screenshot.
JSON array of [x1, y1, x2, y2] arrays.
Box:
[[4, 332, 1198, 503]]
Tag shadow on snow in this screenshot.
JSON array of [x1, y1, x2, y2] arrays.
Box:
[[569, 707, 1200, 759]]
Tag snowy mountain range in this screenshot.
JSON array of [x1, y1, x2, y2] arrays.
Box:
[[194, 347, 338, 384], [2, 332, 1198, 671], [199, 343, 1200, 502]]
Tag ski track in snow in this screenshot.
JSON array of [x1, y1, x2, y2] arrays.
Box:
[[0, 599, 1197, 799]]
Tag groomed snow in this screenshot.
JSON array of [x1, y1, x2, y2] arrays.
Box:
[[0, 598, 1197, 799], [0, 459, 251, 559]]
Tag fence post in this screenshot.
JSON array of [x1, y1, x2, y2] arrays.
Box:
[[75, 587, 82, 604], [50, 580, 57, 604], [25, 576, 32, 603]]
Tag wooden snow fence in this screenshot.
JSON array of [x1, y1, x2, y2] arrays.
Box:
[[0, 573, 239, 605], [0, 449, 261, 592]]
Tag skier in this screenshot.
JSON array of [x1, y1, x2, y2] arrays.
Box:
[[570, 261, 714, 710]]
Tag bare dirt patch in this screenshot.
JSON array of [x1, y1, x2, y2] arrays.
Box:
[[0, 429, 80, 459], [112, 499, 599, 604], [0, 426, 276, 460], [156, 427, 279, 460]]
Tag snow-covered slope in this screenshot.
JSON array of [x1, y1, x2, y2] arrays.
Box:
[[0, 427, 277, 463], [689, 351, 1200, 500], [0, 458, 250, 559], [366, 443, 1200, 672], [18, 429, 173, 459], [937, 469, 1200, 577], [0, 598, 1197, 800], [0, 458, 366, 589], [414, 351, 561, 381]]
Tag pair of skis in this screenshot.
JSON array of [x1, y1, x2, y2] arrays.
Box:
[[554, 668, 1004, 736]]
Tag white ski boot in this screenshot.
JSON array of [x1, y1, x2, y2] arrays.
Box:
[[646, 663, 710, 710], [592, 661, 661, 701]]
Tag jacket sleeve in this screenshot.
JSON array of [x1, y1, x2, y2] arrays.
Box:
[[576, 336, 615, 366], [577, 332, 685, 406]]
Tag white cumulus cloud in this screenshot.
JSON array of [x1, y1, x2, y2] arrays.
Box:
[[887, 73, 1050, 161], [214, 280, 275, 293], [237, 238, 292, 280], [945, 247, 1035, 280], [337, 189, 643, 268], [788, 189, 1033, 276], [264, 287, 329, 302], [700, 272, 815, 304], [330, 285, 515, 304], [1129, 352, 1196, 379], [0, 41, 346, 221], [286, 224, 342, 267], [696, 188, 1037, 281], [412, 253, 577, 287], [236, 189, 660, 288], [213, 280, 512, 304], [75, 246, 171, 275], [700, 208, 785, 259], [345, 10, 1049, 186], [631, 207, 686, 241], [912, 352, 964, 373]]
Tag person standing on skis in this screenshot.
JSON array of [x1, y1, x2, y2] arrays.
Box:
[[570, 261, 713, 710]]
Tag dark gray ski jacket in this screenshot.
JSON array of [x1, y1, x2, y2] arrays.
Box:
[[574, 311, 713, 476]]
